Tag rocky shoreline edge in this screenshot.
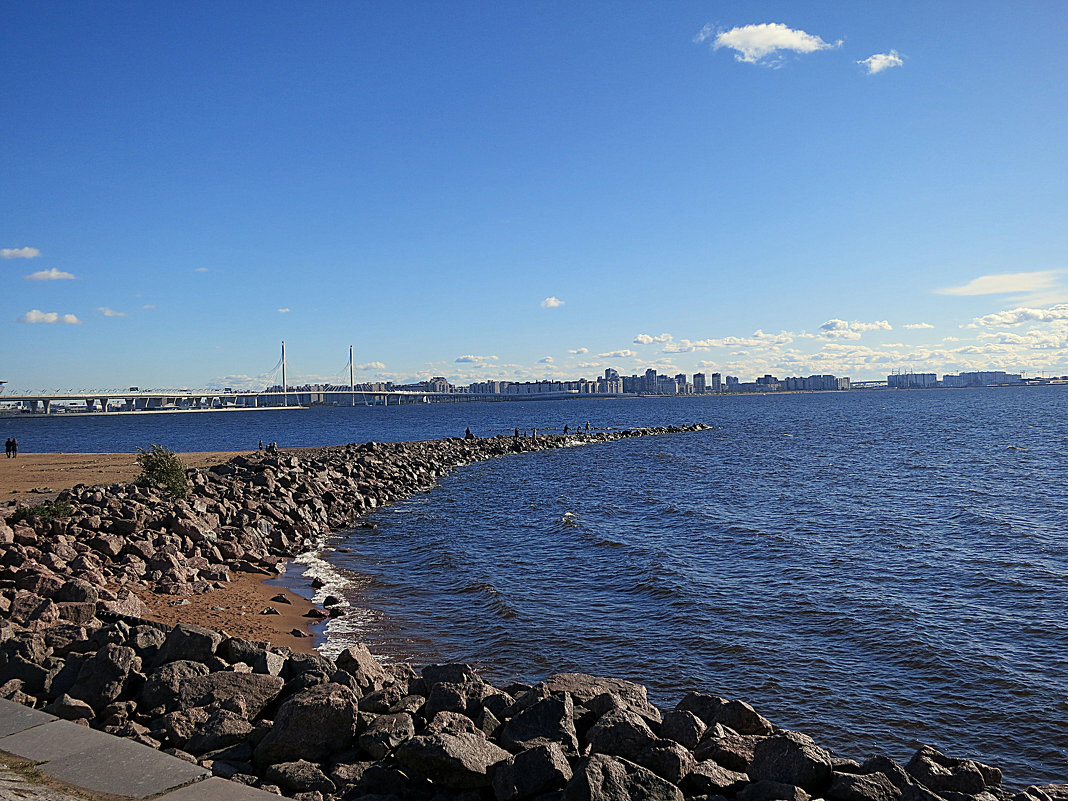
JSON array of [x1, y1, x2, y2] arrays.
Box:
[[0, 424, 1062, 801]]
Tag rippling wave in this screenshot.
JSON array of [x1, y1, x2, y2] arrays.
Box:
[[311, 388, 1068, 786]]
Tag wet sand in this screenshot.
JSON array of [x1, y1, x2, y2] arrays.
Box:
[[0, 451, 321, 652]]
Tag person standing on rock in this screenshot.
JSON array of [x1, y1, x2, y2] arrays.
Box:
[[464, 427, 474, 440]]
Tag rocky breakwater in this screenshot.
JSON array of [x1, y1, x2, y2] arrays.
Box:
[[0, 423, 1062, 801]]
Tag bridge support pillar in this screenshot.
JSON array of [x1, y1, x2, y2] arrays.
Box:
[[97, 397, 109, 412]]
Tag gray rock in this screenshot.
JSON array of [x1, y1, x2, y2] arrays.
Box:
[[264, 759, 337, 794], [858, 756, 945, 801], [184, 709, 255, 754], [358, 712, 416, 759], [749, 732, 832, 792], [395, 731, 510, 790], [676, 692, 773, 735], [254, 682, 359, 765], [424, 679, 496, 717], [905, 745, 995, 795], [44, 692, 95, 721], [335, 643, 389, 693], [177, 671, 284, 718], [685, 761, 749, 796], [661, 708, 707, 750], [427, 710, 484, 738], [564, 753, 684, 801], [829, 771, 903, 801], [547, 672, 662, 724], [141, 660, 210, 711], [493, 742, 573, 801], [500, 693, 580, 754], [155, 623, 224, 664], [68, 642, 139, 706], [738, 780, 812, 801]]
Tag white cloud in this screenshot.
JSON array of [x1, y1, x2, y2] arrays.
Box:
[[598, 349, 637, 358], [17, 309, 81, 325], [25, 268, 74, 281], [358, 361, 386, 370], [541, 296, 565, 308], [278, 308, 291, 313], [455, 355, 499, 363], [967, 304, 1068, 327], [577, 362, 600, 369], [703, 329, 795, 348], [700, 22, 842, 66], [194, 267, 209, 273], [937, 271, 1061, 297], [819, 319, 892, 339], [904, 322, 934, 330], [97, 307, 128, 317], [858, 50, 903, 75], [568, 347, 589, 354], [142, 304, 156, 310], [634, 332, 673, 345], [539, 356, 554, 364], [2, 247, 41, 259]]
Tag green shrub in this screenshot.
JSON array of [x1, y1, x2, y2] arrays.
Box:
[[136, 444, 188, 499], [7, 500, 74, 525]]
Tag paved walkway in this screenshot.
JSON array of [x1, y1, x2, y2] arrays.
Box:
[[0, 699, 278, 800]]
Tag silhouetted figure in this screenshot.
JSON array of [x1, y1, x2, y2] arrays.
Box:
[[531, 428, 537, 440], [514, 427, 520, 439], [4, 438, 11, 458], [563, 425, 569, 435], [10, 438, 17, 458], [258, 440, 263, 451], [464, 427, 474, 440], [585, 421, 590, 432]]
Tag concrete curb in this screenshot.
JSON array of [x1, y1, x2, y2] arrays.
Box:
[[0, 698, 278, 799]]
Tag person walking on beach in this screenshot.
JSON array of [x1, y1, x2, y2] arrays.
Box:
[[4, 438, 11, 458], [10, 438, 17, 458]]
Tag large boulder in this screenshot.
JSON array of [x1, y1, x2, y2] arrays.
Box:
[[141, 660, 210, 711], [749, 731, 833, 792], [176, 672, 283, 718], [358, 712, 416, 759], [154, 624, 223, 665], [264, 760, 337, 794], [500, 693, 580, 754], [335, 643, 389, 693], [676, 692, 773, 735], [395, 732, 510, 790], [254, 682, 359, 765], [905, 745, 996, 795], [547, 673, 662, 723], [67, 643, 139, 707], [829, 771, 904, 801], [564, 753, 684, 801], [493, 742, 573, 801]]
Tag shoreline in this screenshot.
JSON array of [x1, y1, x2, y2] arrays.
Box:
[[1, 426, 1057, 799]]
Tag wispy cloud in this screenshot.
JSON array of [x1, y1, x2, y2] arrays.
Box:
[[698, 22, 842, 67], [937, 271, 1062, 297], [904, 322, 934, 330], [819, 319, 892, 339], [455, 354, 499, 363], [25, 268, 75, 281], [858, 50, 903, 75], [568, 347, 589, 354], [194, 267, 209, 273], [17, 309, 81, 325], [541, 296, 565, 308], [358, 361, 386, 370], [634, 332, 673, 345], [142, 304, 156, 310], [2, 247, 41, 259], [277, 308, 291, 313], [539, 356, 554, 364], [598, 349, 637, 358], [97, 307, 128, 317]]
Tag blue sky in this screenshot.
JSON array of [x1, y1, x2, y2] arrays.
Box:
[[3, 2, 1066, 391]]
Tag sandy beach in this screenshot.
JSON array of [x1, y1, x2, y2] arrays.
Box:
[[0, 450, 321, 653]]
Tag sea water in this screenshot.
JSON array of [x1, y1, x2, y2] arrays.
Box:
[[8, 388, 1068, 783]]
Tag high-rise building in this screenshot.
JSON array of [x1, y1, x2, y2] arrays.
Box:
[[710, 373, 722, 392], [693, 373, 706, 394], [604, 367, 619, 380], [675, 374, 689, 394], [644, 369, 657, 393]]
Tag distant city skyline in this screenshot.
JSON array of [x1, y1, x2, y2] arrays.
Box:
[[2, 4, 1065, 392]]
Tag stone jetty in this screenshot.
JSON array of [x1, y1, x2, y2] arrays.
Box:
[[0, 425, 1063, 801]]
